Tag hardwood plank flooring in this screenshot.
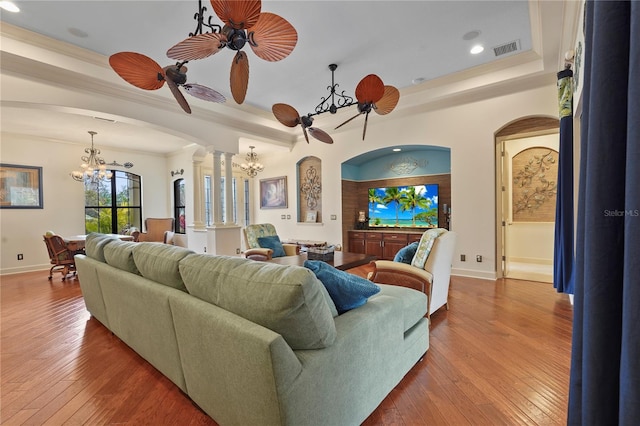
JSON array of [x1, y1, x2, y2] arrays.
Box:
[[1, 267, 572, 425]]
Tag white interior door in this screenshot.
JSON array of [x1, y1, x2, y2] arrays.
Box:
[[502, 133, 558, 282]]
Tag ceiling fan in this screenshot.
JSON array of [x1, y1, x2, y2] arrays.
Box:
[[272, 104, 334, 144], [109, 52, 225, 114], [335, 74, 400, 140], [165, 0, 298, 104], [272, 65, 400, 143]]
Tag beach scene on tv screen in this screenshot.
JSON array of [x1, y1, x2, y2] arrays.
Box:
[[368, 184, 438, 228]]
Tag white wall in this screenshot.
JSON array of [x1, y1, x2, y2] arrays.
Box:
[[1, 83, 558, 280], [0, 133, 170, 274], [253, 84, 558, 280]]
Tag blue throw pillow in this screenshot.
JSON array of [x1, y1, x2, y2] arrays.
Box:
[[304, 260, 380, 314], [393, 241, 420, 264], [257, 235, 286, 257]]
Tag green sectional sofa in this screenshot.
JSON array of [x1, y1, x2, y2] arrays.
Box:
[[75, 233, 429, 426]]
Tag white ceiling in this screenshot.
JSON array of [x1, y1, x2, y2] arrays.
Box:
[[0, 0, 567, 155]]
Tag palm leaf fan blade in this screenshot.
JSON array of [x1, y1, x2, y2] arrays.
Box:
[[165, 77, 191, 114], [355, 74, 385, 103], [334, 112, 361, 130], [374, 85, 400, 115], [308, 127, 334, 144], [362, 111, 369, 140], [183, 84, 226, 103], [210, 0, 261, 29], [167, 33, 226, 61], [272, 103, 300, 127], [248, 12, 297, 62], [230, 51, 249, 104], [109, 52, 165, 90]]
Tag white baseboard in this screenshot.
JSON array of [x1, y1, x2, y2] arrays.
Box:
[[451, 268, 497, 281]]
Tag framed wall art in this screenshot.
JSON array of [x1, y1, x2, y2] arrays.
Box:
[[305, 211, 317, 223], [260, 176, 288, 209], [0, 164, 43, 209]]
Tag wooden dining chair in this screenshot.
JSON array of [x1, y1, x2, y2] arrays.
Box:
[[43, 234, 77, 281]]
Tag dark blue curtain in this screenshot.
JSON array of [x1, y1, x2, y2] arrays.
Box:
[[568, 1, 640, 424], [554, 68, 575, 294]]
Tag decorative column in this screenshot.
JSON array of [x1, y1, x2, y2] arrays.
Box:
[[192, 155, 205, 229], [212, 151, 223, 225], [224, 152, 234, 224]]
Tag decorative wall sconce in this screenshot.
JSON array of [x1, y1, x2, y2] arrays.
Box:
[[171, 168, 184, 177], [443, 203, 451, 228]]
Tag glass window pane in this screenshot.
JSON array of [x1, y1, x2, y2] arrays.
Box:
[[204, 176, 211, 226], [84, 171, 141, 235]]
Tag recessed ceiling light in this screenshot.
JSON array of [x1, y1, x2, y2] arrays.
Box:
[[392, 148, 401, 152], [470, 45, 484, 55], [463, 30, 481, 41], [0, 1, 20, 12]]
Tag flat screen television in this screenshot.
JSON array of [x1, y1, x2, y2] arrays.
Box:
[[368, 184, 438, 229]]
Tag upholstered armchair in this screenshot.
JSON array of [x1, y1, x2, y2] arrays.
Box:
[[242, 223, 300, 260], [163, 231, 188, 248], [132, 218, 175, 242], [368, 230, 457, 321]]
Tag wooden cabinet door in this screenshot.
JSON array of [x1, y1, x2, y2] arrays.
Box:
[[348, 232, 366, 254], [365, 233, 383, 258], [382, 233, 409, 260]]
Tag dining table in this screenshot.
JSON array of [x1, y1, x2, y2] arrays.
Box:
[[63, 234, 134, 252]]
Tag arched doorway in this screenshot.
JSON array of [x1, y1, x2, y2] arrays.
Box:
[[495, 116, 559, 282]]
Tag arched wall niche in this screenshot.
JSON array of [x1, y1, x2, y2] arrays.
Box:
[[340, 145, 452, 245], [297, 156, 322, 223]]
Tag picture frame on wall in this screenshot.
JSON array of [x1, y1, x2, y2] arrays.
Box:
[[0, 164, 43, 209], [260, 176, 288, 209], [305, 211, 317, 223]]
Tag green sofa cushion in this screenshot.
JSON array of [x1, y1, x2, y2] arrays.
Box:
[[132, 243, 193, 291], [103, 240, 141, 275], [179, 254, 337, 350], [85, 233, 118, 263]]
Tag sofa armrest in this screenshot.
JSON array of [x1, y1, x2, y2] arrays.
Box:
[[367, 260, 433, 293], [244, 248, 274, 261], [283, 244, 301, 256]]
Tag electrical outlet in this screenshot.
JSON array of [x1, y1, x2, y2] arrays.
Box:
[[476, 255, 482, 262], [17, 253, 23, 261], [330, 214, 337, 220], [281, 214, 286, 219], [460, 254, 466, 262], [236, 248, 241, 254]]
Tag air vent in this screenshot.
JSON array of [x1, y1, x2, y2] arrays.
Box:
[[93, 116, 116, 123], [493, 40, 520, 57]]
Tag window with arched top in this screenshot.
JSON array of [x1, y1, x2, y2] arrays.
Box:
[[84, 170, 142, 234]]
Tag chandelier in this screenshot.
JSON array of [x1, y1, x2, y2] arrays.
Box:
[[70, 131, 113, 182], [239, 146, 264, 178]]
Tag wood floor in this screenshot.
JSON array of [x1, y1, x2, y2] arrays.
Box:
[[1, 266, 573, 425]]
